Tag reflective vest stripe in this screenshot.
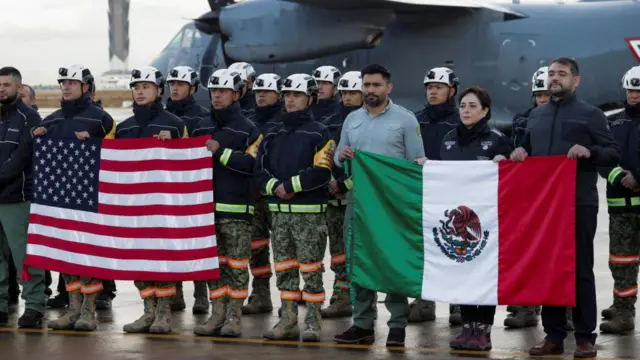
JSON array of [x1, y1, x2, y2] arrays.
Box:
[[216, 203, 255, 214], [268, 203, 327, 213]]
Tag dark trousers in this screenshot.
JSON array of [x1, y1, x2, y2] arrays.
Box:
[[9, 257, 52, 297], [460, 305, 496, 325], [542, 206, 597, 345]]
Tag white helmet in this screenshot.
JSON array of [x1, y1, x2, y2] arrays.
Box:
[[253, 73, 283, 93], [57, 64, 94, 84], [207, 69, 244, 92], [531, 66, 548, 92], [337, 71, 362, 92], [281, 73, 318, 96], [423, 67, 459, 89], [167, 66, 200, 87], [313, 65, 342, 86], [228, 62, 257, 83], [130, 66, 165, 90], [622, 65, 640, 90]]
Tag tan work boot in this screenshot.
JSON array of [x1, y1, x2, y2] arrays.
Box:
[[601, 304, 617, 320], [263, 299, 300, 340], [123, 297, 157, 333], [301, 302, 322, 342], [192, 281, 209, 314], [506, 305, 521, 314], [321, 291, 352, 318], [504, 307, 538, 328], [408, 299, 436, 322], [48, 290, 82, 330], [150, 296, 172, 334], [171, 282, 186, 311], [242, 278, 273, 314], [600, 312, 635, 334], [194, 296, 228, 336], [74, 292, 98, 331], [221, 298, 243, 337]]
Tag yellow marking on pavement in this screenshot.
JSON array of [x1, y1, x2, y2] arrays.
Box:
[[0, 327, 631, 360]]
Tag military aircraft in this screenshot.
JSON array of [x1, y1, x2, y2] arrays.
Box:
[[150, 0, 640, 131]]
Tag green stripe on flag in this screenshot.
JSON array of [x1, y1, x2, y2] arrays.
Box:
[[349, 150, 425, 298]]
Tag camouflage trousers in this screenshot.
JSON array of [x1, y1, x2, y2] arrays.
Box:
[[271, 212, 327, 303], [608, 213, 640, 314], [326, 205, 348, 293], [208, 218, 252, 300], [250, 198, 272, 280], [62, 274, 103, 295], [134, 281, 176, 299]]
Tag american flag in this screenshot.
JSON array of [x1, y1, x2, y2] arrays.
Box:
[[23, 135, 219, 281]]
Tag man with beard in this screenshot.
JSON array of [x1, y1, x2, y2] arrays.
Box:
[[333, 64, 424, 347], [310, 66, 342, 122], [165, 65, 210, 314], [319, 71, 362, 319], [597, 65, 640, 335], [511, 57, 619, 358], [229, 62, 257, 117], [33, 64, 116, 332], [242, 73, 284, 315], [0, 66, 45, 328], [410, 66, 461, 325]]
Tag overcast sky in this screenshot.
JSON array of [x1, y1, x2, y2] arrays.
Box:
[[0, 0, 207, 86]]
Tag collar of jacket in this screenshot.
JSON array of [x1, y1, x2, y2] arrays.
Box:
[[254, 100, 283, 123], [0, 96, 21, 119], [282, 109, 312, 130], [166, 95, 197, 116], [339, 103, 361, 118], [550, 92, 578, 107], [317, 97, 339, 110], [60, 92, 92, 118], [133, 98, 164, 126], [455, 116, 490, 145], [421, 99, 457, 123], [625, 101, 640, 120], [211, 101, 242, 126]]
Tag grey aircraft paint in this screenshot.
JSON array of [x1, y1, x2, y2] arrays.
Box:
[[149, 0, 640, 132]]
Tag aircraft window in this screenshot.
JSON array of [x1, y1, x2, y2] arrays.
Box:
[[166, 29, 182, 49], [193, 29, 210, 49], [181, 27, 194, 48]]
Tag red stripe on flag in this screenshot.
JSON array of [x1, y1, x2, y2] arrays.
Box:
[[99, 180, 212, 195], [497, 156, 576, 307], [98, 202, 214, 216], [101, 136, 211, 150], [29, 213, 216, 239], [100, 157, 212, 172], [28, 234, 218, 261], [24, 255, 220, 282]]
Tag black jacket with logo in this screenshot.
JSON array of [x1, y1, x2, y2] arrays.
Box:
[[597, 104, 640, 214], [41, 92, 115, 139], [116, 99, 187, 139], [192, 102, 261, 221], [510, 106, 534, 148], [415, 100, 459, 160], [521, 93, 620, 207], [440, 118, 513, 161], [166, 96, 209, 136], [255, 109, 334, 212], [0, 100, 42, 203], [321, 103, 361, 205]]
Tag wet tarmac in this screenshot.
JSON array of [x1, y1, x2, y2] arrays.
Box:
[[2, 144, 639, 359]]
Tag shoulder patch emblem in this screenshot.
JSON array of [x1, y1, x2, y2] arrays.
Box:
[[432, 205, 489, 263]]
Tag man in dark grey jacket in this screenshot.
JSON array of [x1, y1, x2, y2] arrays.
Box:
[[511, 57, 619, 359]]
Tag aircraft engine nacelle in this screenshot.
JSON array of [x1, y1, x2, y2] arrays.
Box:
[[218, 1, 393, 63]]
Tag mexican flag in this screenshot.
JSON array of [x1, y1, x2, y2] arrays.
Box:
[[348, 151, 577, 306]]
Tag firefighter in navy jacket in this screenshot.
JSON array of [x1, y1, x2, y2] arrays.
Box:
[[319, 71, 362, 319], [191, 68, 261, 338], [117, 66, 187, 335], [164, 65, 210, 314], [243, 73, 284, 315], [255, 73, 334, 342], [33, 64, 114, 333]]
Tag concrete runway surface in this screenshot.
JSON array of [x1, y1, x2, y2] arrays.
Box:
[[2, 109, 637, 359]]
